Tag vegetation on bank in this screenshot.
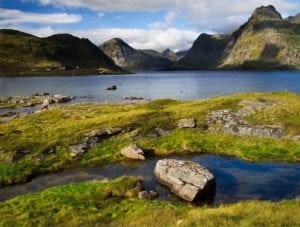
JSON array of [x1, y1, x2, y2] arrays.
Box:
[[0, 177, 299, 226], [0, 92, 300, 186]]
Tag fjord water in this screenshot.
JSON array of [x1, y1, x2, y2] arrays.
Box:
[[1, 155, 299, 205], [0, 71, 300, 102]]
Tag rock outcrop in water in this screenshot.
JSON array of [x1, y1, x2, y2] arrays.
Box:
[[154, 159, 215, 202]]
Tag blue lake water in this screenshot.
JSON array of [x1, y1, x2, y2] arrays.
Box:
[[0, 71, 299, 102]]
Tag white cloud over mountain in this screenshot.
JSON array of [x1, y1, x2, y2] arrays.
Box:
[[7, 26, 198, 52], [3, 0, 299, 51], [35, 0, 299, 32]]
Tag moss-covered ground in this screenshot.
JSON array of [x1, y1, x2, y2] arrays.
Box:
[[0, 177, 299, 226], [0, 92, 299, 186]]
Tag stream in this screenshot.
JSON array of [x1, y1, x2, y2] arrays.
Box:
[[1, 154, 299, 205]]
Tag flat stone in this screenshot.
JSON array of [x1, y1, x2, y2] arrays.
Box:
[[121, 144, 145, 160], [154, 159, 215, 202], [177, 118, 196, 128]]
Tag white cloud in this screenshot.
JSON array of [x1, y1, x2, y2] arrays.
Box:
[[150, 11, 177, 29], [97, 12, 105, 19], [0, 8, 81, 26], [34, 0, 300, 32], [4, 25, 198, 52]]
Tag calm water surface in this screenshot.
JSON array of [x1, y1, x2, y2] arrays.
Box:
[[1, 155, 299, 205], [0, 71, 299, 102]]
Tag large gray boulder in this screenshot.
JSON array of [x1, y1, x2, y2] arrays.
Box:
[[154, 159, 215, 202], [121, 144, 145, 160]]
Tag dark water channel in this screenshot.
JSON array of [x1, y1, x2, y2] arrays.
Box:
[[1, 154, 299, 205]]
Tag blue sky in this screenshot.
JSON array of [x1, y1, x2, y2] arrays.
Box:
[[0, 0, 299, 51]]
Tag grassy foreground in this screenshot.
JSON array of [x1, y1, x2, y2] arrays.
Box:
[[0, 92, 300, 185], [0, 177, 299, 226]]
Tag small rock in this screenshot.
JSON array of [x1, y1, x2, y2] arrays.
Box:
[[39, 147, 56, 160], [41, 99, 49, 109], [106, 85, 117, 90], [154, 128, 169, 137], [69, 144, 88, 157], [138, 191, 148, 199], [292, 135, 300, 140], [138, 190, 158, 200], [177, 118, 196, 128], [124, 96, 144, 100], [12, 149, 30, 161], [154, 159, 215, 202], [121, 144, 145, 160]]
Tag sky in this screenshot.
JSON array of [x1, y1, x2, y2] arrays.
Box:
[[0, 0, 299, 52]]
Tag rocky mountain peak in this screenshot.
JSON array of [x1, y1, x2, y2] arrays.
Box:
[[251, 5, 282, 21]]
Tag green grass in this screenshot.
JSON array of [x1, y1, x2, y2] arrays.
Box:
[[0, 92, 300, 185], [0, 177, 299, 226]]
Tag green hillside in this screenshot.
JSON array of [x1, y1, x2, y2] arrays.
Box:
[[0, 29, 125, 76]]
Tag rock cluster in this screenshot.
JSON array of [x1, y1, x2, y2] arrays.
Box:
[[41, 94, 76, 109], [154, 159, 215, 202], [207, 100, 284, 139], [121, 144, 145, 160], [70, 128, 122, 157]]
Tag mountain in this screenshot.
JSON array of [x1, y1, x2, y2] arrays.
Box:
[[176, 50, 188, 59], [176, 34, 230, 69], [177, 5, 300, 70], [287, 13, 300, 24], [161, 48, 180, 62], [0, 29, 124, 76], [99, 38, 172, 71]]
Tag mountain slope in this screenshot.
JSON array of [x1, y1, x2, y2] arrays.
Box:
[[0, 29, 124, 76], [220, 5, 300, 69], [99, 38, 172, 71], [161, 48, 180, 62], [176, 34, 230, 69], [176, 5, 300, 70]]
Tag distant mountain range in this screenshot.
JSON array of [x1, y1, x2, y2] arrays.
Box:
[[0, 5, 299, 76], [0, 29, 124, 76], [99, 38, 180, 71]]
